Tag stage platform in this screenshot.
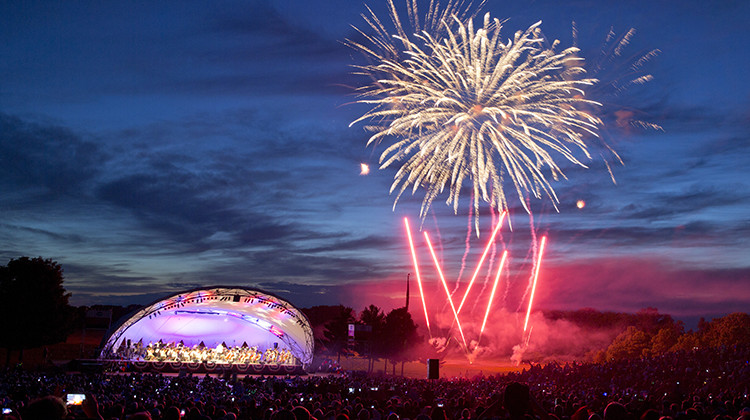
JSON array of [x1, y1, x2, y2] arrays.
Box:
[[95, 360, 307, 375]]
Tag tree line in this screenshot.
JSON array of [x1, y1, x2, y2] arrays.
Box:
[[546, 307, 750, 361]]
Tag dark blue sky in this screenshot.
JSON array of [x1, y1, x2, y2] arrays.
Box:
[[1, 0, 748, 327]]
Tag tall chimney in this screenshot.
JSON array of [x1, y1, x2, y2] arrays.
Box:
[[406, 273, 410, 311]]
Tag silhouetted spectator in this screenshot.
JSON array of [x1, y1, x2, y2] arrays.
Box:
[[24, 396, 67, 420], [604, 403, 628, 420]]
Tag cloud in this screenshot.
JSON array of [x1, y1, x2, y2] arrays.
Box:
[[0, 1, 357, 103], [0, 113, 103, 199], [0, 111, 404, 306], [620, 186, 747, 222], [89, 110, 379, 250], [0, 223, 86, 245], [148, 1, 357, 97]]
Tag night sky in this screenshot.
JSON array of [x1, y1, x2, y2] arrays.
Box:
[[1, 0, 748, 328]]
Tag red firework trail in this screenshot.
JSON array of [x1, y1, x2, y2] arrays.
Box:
[[404, 218, 431, 332], [523, 235, 547, 332], [476, 207, 499, 306], [480, 250, 509, 335], [456, 211, 507, 315], [453, 197, 474, 295], [424, 231, 468, 349]]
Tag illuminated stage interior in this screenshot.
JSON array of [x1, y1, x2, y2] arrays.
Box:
[[99, 287, 314, 368]]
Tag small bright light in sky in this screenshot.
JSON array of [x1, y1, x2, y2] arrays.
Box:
[[360, 163, 370, 175], [577, 200, 586, 209]]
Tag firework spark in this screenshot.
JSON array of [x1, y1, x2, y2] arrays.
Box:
[[480, 250, 508, 335], [346, 0, 484, 65], [456, 211, 506, 315], [453, 198, 474, 295], [406, 217, 550, 357], [350, 7, 605, 230], [424, 231, 468, 348], [404, 218, 431, 331], [523, 235, 547, 332], [573, 23, 662, 135]]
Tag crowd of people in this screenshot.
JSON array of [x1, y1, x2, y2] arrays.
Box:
[[111, 341, 298, 366], [1, 346, 748, 420]]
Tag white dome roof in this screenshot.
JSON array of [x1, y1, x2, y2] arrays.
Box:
[[99, 286, 314, 366]]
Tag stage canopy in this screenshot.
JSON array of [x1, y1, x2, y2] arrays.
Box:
[[99, 286, 314, 367]]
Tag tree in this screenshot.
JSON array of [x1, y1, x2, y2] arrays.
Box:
[[0, 257, 75, 365], [360, 304, 386, 373], [605, 326, 651, 360], [320, 305, 355, 363], [632, 307, 676, 335], [700, 312, 750, 348], [303, 305, 352, 356], [650, 322, 684, 354], [672, 331, 700, 352], [382, 307, 419, 375], [360, 304, 385, 329]]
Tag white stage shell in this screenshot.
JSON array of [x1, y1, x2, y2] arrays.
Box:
[[99, 287, 314, 367]]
